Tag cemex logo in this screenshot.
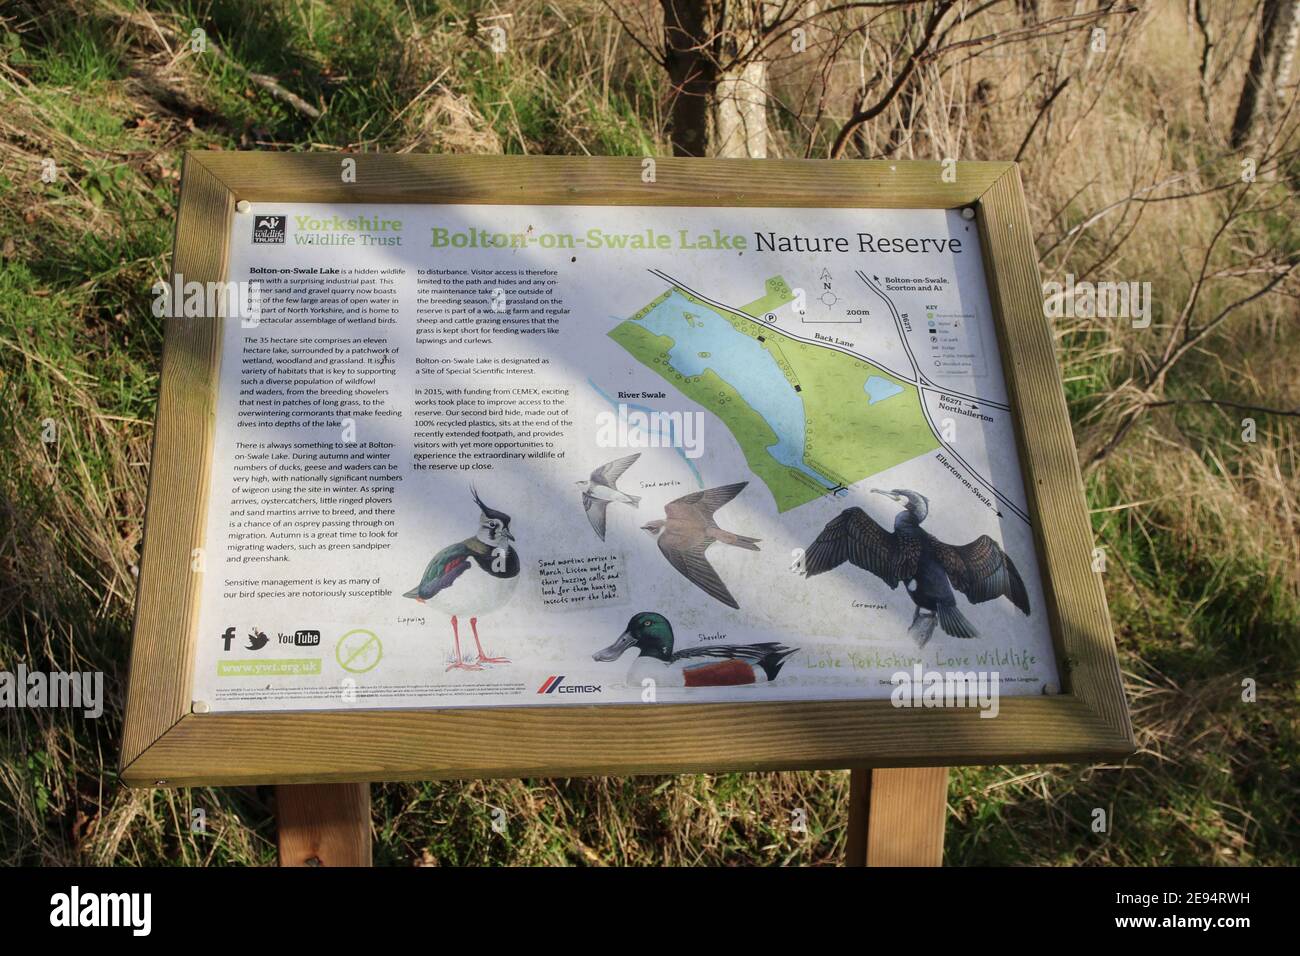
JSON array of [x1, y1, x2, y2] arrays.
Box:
[[220, 626, 237, 651], [252, 215, 286, 243], [537, 675, 601, 695], [279, 629, 322, 647]]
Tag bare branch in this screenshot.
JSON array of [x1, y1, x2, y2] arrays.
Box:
[[829, 1, 957, 159]]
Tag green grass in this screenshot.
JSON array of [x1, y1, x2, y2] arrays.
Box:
[[0, 0, 1296, 866]]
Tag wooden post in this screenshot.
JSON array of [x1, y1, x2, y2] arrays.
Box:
[[845, 767, 948, 866], [276, 783, 372, 867]]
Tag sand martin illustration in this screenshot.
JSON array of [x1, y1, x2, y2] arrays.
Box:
[[577, 452, 641, 540], [641, 482, 759, 609]]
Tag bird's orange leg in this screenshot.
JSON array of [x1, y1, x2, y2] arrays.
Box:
[[446, 615, 482, 671], [470, 616, 510, 665]]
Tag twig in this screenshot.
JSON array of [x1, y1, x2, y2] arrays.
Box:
[[599, 1, 666, 69], [1014, 76, 1069, 162], [95, 2, 323, 120], [917, 6, 1140, 62], [1143, 398, 1300, 417], [234, 64, 322, 121], [829, 1, 956, 159]]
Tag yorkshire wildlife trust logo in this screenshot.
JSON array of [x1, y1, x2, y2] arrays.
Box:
[[252, 214, 286, 243], [595, 403, 704, 458], [891, 664, 1000, 718]]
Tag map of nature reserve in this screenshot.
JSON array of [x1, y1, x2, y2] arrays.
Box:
[[190, 202, 1061, 713]]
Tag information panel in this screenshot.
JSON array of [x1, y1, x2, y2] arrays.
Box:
[[190, 203, 1059, 712]]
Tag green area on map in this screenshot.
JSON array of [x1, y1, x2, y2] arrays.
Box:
[[609, 279, 939, 512], [739, 275, 795, 317]]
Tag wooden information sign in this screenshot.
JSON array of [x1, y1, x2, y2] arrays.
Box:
[[121, 156, 1132, 851]]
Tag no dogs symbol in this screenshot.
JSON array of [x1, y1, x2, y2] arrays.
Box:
[[336, 629, 382, 673]]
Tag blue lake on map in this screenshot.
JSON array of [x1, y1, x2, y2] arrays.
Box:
[[634, 290, 832, 487], [864, 376, 904, 404]]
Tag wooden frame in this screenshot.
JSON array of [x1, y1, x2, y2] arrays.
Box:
[[120, 154, 1133, 787]]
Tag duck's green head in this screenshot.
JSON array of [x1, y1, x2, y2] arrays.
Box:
[[592, 612, 674, 663]]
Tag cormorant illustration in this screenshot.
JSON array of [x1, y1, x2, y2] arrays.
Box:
[[403, 489, 520, 670], [577, 452, 641, 540], [641, 482, 760, 609], [804, 489, 1030, 645]]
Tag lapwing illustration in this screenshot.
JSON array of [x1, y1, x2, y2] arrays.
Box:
[[641, 482, 760, 609], [403, 489, 520, 670], [803, 489, 1030, 645], [577, 452, 641, 540], [593, 612, 796, 687]]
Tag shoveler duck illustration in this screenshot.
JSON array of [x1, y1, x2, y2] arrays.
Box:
[[592, 612, 797, 687], [403, 488, 519, 670]]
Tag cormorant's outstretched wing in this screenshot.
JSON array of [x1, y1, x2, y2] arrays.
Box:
[[804, 506, 912, 588], [583, 491, 610, 540], [657, 528, 739, 608], [665, 482, 747, 520], [591, 452, 640, 486], [931, 534, 1031, 614]]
